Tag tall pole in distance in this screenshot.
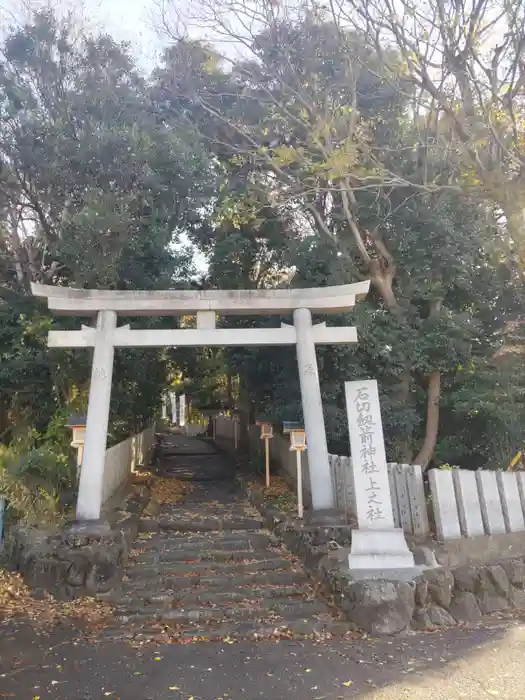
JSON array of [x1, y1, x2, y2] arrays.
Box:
[[234, 419, 239, 451]]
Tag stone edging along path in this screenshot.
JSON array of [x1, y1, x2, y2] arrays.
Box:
[[8, 474, 154, 600], [246, 481, 525, 635]]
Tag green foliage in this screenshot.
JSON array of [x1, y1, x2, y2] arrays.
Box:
[[0, 443, 73, 525], [0, 11, 214, 523], [157, 11, 525, 468]]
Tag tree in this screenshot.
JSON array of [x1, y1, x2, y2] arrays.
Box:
[[154, 5, 522, 465], [0, 10, 214, 452], [340, 0, 525, 246], [0, 11, 211, 290]]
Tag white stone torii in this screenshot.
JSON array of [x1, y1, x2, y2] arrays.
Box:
[[32, 281, 370, 521]]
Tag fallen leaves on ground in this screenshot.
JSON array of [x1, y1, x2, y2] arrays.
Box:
[[255, 476, 291, 499], [249, 477, 297, 512], [150, 476, 194, 505], [0, 568, 113, 630]]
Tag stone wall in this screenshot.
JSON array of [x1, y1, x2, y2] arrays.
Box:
[[102, 424, 156, 504], [328, 558, 525, 634], [8, 479, 153, 600], [248, 482, 525, 636], [411, 560, 525, 629]]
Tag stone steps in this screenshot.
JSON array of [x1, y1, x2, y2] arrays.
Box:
[[166, 617, 348, 640], [126, 551, 286, 576], [104, 616, 347, 642], [111, 571, 304, 600], [117, 599, 330, 624], [111, 586, 315, 612], [141, 531, 276, 545], [112, 432, 346, 641], [116, 583, 313, 608], [169, 569, 302, 590], [132, 533, 276, 554], [129, 557, 293, 577], [152, 517, 264, 532], [158, 510, 263, 522]]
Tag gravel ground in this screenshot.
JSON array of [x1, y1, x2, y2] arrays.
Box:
[[1, 613, 525, 699]]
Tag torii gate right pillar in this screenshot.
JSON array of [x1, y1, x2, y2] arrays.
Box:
[[293, 307, 334, 512]]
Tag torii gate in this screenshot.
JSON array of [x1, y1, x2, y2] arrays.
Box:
[[32, 281, 370, 521]]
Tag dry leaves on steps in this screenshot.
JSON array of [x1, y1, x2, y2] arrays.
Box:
[[150, 476, 194, 505]]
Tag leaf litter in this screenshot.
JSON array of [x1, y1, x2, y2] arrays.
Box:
[[149, 475, 194, 505], [0, 568, 112, 631]]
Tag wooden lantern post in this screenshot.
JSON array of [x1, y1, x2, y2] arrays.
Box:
[[258, 421, 274, 487], [284, 422, 307, 518], [233, 416, 240, 451], [66, 414, 87, 482]]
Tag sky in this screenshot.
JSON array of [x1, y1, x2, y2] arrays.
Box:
[[0, 0, 169, 68]]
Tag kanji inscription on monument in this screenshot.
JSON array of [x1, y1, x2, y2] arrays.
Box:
[[344, 380, 395, 530]]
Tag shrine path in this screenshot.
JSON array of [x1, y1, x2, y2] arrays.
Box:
[[1, 612, 524, 698]]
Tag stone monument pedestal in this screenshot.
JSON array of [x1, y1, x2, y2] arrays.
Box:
[[348, 529, 415, 570]]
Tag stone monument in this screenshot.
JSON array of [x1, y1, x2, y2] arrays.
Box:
[[345, 380, 414, 571]]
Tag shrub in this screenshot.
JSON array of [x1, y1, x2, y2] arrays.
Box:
[[0, 445, 74, 525]]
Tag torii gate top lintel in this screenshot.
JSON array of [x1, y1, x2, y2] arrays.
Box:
[[30, 281, 370, 317]]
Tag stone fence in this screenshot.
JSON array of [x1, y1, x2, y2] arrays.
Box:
[[330, 457, 429, 536], [101, 424, 156, 504], [183, 422, 207, 438], [429, 468, 525, 541], [214, 416, 429, 535]]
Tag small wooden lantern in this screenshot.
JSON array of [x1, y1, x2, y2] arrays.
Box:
[[66, 414, 87, 480], [260, 422, 273, 440], [256, 417, 274, 486], [66, 414, 87, 448], [290, 428, 307, 452], [283, 423, 306, 519], [283, 421, 303, 434]]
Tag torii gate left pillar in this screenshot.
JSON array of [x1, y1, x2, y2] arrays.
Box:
[[76, 310, 116, 520], [32, 281, 370, 521]]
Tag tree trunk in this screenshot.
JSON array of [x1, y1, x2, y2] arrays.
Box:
[[237, 373, 251, 454], [413, 296, 443, 469], [397, 369, 413, 461], [370, 268, 400, 316], [7, 210, 29, 288], [413, 369, 441, 469]]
